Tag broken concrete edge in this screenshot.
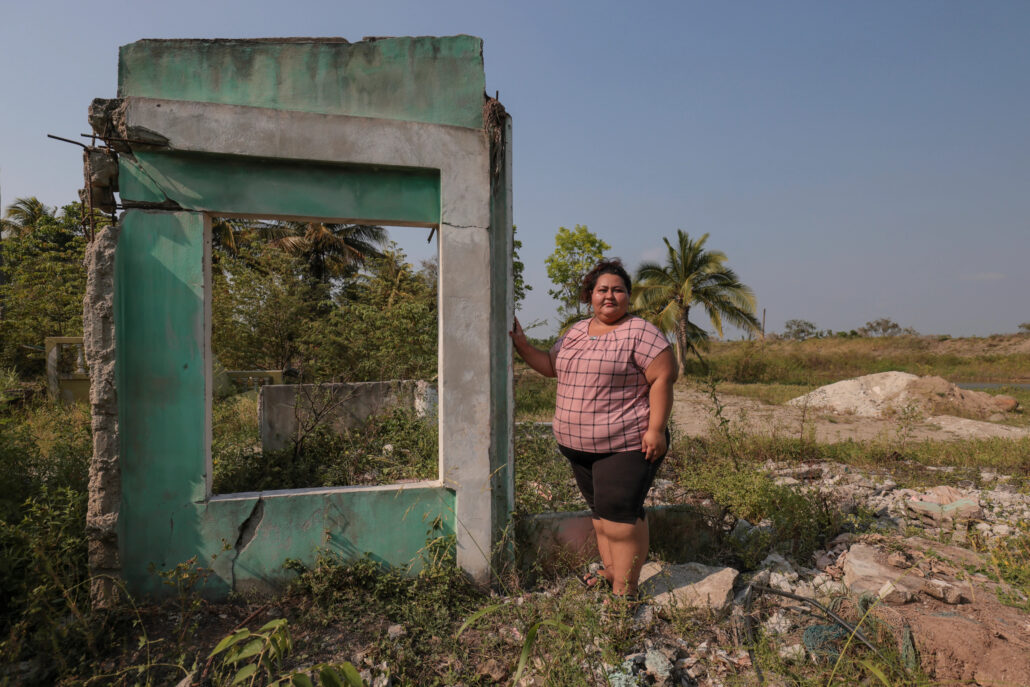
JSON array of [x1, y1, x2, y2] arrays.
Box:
[[83, 223, 121, 607]]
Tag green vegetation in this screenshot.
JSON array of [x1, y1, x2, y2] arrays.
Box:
[[212, 400, 437, 494], [978, 523, 1030, 613], [211, 224, 436, 383], [6, 366, 1025, 684], [634, 230, 761, 368], [689, 335, 1030, 384], [544, 224, 610, 328], [4, 192, 1028, 684], [0, 200, 96, 376]]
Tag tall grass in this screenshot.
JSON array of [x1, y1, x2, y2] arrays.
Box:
[[690, 336, 1030, 385]]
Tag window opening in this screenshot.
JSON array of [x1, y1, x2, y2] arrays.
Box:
[[209, 216, 440, 495]]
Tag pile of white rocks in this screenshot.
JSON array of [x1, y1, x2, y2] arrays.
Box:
[[762, 460, 1030, 545]]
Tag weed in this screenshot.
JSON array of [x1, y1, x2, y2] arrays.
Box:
[[513, 364, 557, 421], [0, 486, 103, 680], [208, 618, 293, 686], [212, 405, 437, 493], [701, 375, 745, 470], [674, 451, 843, 567], [149, 555, 218, 651], [979, 522, 1030, 611], [513, 423, 582, 514]]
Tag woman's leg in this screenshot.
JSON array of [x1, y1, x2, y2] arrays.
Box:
[[598, 517, 648, 595], [591, 442, 666, 595], [591, 518, 615, 584]]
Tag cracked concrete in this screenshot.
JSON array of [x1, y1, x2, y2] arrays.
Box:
[[230, 499, 265, 589]]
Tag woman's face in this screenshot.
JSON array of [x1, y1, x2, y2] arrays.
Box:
[[591, 273, 630, 323]]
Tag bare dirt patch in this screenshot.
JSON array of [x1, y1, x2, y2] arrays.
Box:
[[673, 374, 1029, 444]]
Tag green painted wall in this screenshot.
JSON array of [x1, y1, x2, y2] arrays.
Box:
[[115, 210, 208, 592], [119, 36, 486, 129], [120, 152, 440, 226], [111, 35, 497, 596], [114, 210, 456, 596]]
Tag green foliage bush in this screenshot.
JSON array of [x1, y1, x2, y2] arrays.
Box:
[[310, 248, 437, 382], [0, 401, 96, 678], [212, 246, 328, 372], [287, 551, 481, 684], [0, 487, 94, 671], [212, 405, 438, 494], [0, 216, 87, 376], [676, 452, 843, 566]]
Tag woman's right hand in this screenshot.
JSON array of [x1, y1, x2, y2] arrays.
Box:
[[510, 317, 557, 377], [509, 316, 527, 351]]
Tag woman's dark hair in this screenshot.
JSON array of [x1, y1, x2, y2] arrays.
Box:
[[579, 258, 632, 303]]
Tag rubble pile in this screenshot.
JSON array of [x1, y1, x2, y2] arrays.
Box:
[[787, 371, 1020, 421], [598, 462, 1030, 685]]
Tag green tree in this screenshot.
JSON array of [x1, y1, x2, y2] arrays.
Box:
[[313, 246, 437, 381], [544, 225, 610, 321], [633, 230, 760, 368], [270, 221, 387, 283], [1, 197, 57, 237], [211, 245, 326, 372], [1020, 322, 1030, 333], [783, 319, 819, 341], [857, 317, 917, 337], [0, 215, 87, 375], [512, 225, 531, 311]]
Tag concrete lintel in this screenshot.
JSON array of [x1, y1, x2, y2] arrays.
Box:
[[121, 97, 490, 230]]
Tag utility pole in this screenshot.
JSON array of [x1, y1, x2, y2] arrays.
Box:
[[761, 308, 766, 339]]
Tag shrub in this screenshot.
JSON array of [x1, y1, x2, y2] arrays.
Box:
[[212, 405, 437, 494]]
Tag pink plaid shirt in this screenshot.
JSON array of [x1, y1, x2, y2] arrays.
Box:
[[550, 316, 670, 453]]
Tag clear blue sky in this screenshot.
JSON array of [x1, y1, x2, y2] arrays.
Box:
[[2, 0, 1028, 337]]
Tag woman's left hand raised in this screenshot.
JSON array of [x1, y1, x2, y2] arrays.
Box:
[[641, 428, 667, 462]]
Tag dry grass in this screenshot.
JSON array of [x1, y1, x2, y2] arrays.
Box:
[[690, 334, 1030, 385]]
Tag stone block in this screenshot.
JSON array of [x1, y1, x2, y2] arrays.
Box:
[[639, 561, 739, 612]]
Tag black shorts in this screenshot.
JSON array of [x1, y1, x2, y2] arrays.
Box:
[[557, 430, 668, 524]]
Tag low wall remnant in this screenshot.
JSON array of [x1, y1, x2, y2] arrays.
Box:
[[258, 380, 438, 454]]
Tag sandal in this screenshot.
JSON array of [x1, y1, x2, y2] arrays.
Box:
[[577, 569, 610, 590]]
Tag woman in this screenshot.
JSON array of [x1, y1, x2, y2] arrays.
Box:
[[510, 259, 677, 597]]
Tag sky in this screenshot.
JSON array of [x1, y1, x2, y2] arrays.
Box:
[[2, 0, 1028, 338]]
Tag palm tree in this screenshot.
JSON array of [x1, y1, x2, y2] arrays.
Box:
[[2, 197, 56, 236], [633, 230, 760, 368], [271, 221, 387, 283]]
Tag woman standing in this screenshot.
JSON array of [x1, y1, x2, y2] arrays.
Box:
[[510, 259, 677, 597]]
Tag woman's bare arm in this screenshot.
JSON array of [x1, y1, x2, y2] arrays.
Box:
[[642, 347, 678, 461], [509, 317, 556, 378]]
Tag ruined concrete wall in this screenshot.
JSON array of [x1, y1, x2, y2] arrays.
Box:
[[82, 224, 121, 605], [258, 380, 438, 454]]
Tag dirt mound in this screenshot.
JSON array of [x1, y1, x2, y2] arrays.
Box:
[[788, 371, 1018, 419]]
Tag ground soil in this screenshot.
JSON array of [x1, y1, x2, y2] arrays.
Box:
[[925, 333, 1030, 357], [672, 384, 1029, 444]]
